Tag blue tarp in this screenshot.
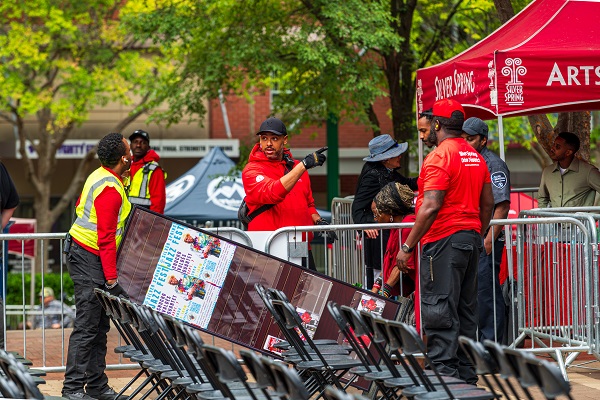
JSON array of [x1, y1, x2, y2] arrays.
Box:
[[164, 147, 330, 223]]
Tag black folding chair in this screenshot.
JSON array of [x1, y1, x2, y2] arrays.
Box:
[[239, 349, 278, 399], [523, 357, 573, 400], [503, 347, 544, 400], [202, 345, 266, 400], [269, 360, 311, 400], [482, 340, 528, 400], [269, 298, 362, 394], [395, 323, 495, 399], [0, 351, 45, 400], [458, 336, 505, 399], [326, 302, 398, 400], [324, 385, 370, 400]]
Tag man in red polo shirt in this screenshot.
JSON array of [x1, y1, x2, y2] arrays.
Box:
[[396, 99, 494, 384]]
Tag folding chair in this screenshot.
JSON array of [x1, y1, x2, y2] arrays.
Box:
[[239, 349, 278, 399], [0, 351, 45, 400], [202, 345, 267, 400], [95, 290, 157, 399], [395, 323, 496, 399], [270, 298, 362, 393], [0, 372, 23, 399], [327, 302, 398, 400], [503, 347, 543, 400], [179, 323, 262, 400], [257, 284, 351, 397], [324, 385, 370, 400], [458, 336, 506, 399], [269, 360, 311, 400], [383, 320, 477, 399], [523, 357, 573, 400], [482, 340, 528, 400]]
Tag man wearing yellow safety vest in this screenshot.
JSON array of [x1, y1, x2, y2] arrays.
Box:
[[62, 133, 132, 400], [128, 129, 166, 213]]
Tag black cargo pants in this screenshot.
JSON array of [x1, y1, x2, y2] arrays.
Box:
[[419, 230, 481, 384]]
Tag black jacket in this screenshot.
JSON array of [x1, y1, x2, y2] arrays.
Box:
[[351, 162, 417, 224]]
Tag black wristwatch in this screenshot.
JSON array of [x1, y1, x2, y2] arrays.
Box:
[[401, 243, 414, 253]]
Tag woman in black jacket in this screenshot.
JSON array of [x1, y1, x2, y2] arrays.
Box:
[[351, 134, 417, 289]]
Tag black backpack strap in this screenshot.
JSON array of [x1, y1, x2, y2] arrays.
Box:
[[247, 203, 275, 221]]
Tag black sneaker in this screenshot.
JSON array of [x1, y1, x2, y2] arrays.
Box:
[[63, 392, 97, 400], [89, 387, 130, 400]]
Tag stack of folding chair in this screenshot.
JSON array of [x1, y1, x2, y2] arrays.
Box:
[[0, 350, 60, 399], [255, 284, 360, 398]]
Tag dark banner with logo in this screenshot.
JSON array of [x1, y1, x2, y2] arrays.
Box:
[[117, 207, 400, 359]]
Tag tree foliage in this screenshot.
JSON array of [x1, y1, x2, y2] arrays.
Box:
[[0, 0, 180, 233], [126, 0, 502, 144]]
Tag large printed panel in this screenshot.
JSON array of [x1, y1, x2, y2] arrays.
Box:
[[118, 207, 401, 353]]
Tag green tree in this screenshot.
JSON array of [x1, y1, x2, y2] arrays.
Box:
[[493, 0, 592, 166], [125, 0, 501, 148], [0, 0, 184, 234]]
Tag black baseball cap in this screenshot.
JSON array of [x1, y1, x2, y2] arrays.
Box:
[[257, 117, 287, 136], [129, 129, 150, 143]]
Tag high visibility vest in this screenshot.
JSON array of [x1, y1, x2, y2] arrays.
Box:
[[69, 167, 131, 250], [128, 161, 163, 207]]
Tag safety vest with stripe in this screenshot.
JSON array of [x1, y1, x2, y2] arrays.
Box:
[[69, 167, 132, 250], [128, 161, 163, 207]]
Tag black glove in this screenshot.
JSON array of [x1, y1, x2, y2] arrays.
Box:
[[302, 147, 328, 170], [315, 218, 338, 244], [107, 283, 129, 299]]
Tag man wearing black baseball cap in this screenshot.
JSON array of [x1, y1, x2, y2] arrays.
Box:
[[241, 117, 331, 270], [396, 99, 494, 384], [128, 129, 166, 213], [462, 117, 511, 344]]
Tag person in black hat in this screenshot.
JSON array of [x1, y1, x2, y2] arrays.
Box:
[[351, 134, 417, 290], [462, 117, 511, 344], [128, 129, 166, 213], [241, 117, 330, 271]]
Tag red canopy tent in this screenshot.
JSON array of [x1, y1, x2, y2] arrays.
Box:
[[416, 0, 600, 158]]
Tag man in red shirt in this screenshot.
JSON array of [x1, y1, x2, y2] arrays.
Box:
[[62, 133, 131, 400], [396, 99, 494, 384], [128, 129, 166, 213], [242, 117, 329, 270]]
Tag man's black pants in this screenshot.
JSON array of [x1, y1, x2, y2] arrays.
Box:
[[62, 241, 110, 396], [477, 236, 506, 342], [420, 230, 481, 384]]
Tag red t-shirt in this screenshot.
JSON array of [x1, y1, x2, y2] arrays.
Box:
[[416, 137, 491, 245]]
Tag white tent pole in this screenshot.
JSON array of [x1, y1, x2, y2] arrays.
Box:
[[498, 115, 506, 161]]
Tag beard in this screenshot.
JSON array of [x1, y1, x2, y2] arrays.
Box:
[[428, 125, 438, 146]]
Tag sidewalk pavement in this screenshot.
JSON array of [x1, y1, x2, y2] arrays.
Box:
[[7, 327, 600, 399]]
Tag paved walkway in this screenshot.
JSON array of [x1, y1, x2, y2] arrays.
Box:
[[7, 327, 600, 399]]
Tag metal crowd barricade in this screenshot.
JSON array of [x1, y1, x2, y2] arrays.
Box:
[[0, 226, 250, 372], [264, 222, 415, 295], [502, 213, 596, 377]]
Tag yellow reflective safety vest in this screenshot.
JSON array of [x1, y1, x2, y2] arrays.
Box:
[[69, 167, 131, 250], [128, 161, 164, 207]]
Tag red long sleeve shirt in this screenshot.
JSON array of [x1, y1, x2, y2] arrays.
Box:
[[129, 149, 166, 213]]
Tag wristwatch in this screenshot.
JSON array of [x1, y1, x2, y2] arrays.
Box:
[[401, 243, 414, 253]]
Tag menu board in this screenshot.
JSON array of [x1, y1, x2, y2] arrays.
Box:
[[117, 207, 401, 356]]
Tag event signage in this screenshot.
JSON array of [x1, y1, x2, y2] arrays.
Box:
[[16, 139, 239, 159], [415, 0, 600, 119], [143, 222, 236, 328], [117, 208, 401, 367]]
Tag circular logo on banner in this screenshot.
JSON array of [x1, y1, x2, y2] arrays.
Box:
[[491, 171, 507, 189], [206, 177, 245, 211], [166, 175, 195, 203]]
